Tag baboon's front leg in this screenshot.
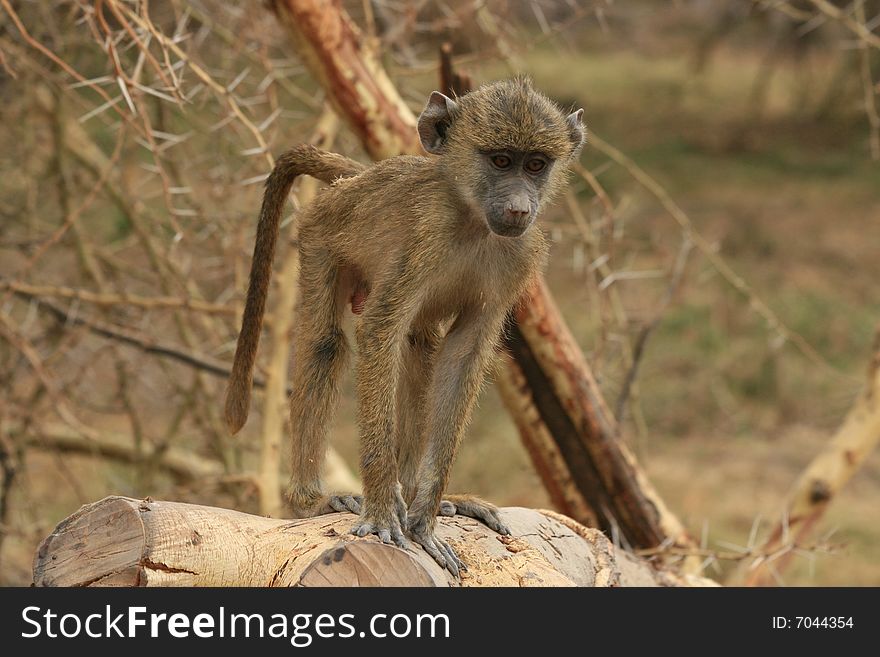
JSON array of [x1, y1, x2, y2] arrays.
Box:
[[398, 331, 509, 533], [397, 325, 442, 505], [349, 276, 420, 547], [406, 309, 507, 575]]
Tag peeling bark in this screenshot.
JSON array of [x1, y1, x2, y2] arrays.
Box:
[[268, 0, 419, 160], [502, 282, 694, 553]]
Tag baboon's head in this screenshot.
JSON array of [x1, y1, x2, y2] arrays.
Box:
[[418, 77, 585, 238]]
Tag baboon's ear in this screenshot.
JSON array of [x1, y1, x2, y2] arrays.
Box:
[[418, 91, 458, 155], [566, 108, 586, 158]]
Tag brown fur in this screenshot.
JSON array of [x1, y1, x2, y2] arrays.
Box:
[[224, 79, 584, 574]]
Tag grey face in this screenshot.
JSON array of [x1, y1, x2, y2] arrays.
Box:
[[478, 150, 553, 237]]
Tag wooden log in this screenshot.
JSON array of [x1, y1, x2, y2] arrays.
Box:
[[32, 497, 716, 587]]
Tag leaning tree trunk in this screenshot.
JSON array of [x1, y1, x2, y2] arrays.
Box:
[[738, 329, 880, 585], [32, 497, 715, 588], [266, 0, 697, 562]]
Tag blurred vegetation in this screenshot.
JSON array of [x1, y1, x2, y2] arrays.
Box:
[[0, 0, 878, 586]]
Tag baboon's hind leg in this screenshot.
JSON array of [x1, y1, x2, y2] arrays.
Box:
[[286, 242, 352, 517]]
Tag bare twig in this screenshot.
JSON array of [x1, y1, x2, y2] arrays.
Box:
[[25, 295, 258, 387], [10, 422, 228, 484], [588, 132, 856, 383], [616, 238, 693, 420], [1, 281, 241, 318], [856, 1, 880, 159], [0, 314, 99, 441], [806, 0, 880, 49]]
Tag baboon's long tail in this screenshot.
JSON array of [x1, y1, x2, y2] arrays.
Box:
[[224, 145, 366, 434]]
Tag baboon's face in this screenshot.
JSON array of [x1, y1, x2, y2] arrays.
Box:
[[476, 149, 553, 237], [417, 80, 585, 239]]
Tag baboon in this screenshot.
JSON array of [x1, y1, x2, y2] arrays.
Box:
[[225, 78, 585, 574]]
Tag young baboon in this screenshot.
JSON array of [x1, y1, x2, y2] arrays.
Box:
[[225, 78, 585, 574]]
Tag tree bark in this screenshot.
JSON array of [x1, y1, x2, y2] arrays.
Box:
[[501, 282, 694, 553], [32, 496, 716, 588], [269, 0, 419, 160]]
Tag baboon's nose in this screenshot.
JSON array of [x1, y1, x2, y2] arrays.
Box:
[[504, 206, 530, 222]]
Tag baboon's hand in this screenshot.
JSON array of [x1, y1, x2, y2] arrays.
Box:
[[350, 485, 409, 548], [439, 495, 511, 535], [350, 512, 408, 548], [407, 513, 465, 577]]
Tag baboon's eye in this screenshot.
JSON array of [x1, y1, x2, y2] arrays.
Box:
[[525, 158, 547, 174], [490, 154, 512, 170]]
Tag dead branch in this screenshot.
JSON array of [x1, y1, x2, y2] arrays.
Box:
[[268, 0, 420, 160], [615, 237, 693, 419], [2, 281, 240, 318], [22, 295, 244, 384], [741, 327, 880, 585], [439, 43, 473, 97], [12, 423, 224, 484], [501, 280, 695, 554], [11, 423, 360, 497], [587, 133, 853, 384], [855, 1, 880, 160]]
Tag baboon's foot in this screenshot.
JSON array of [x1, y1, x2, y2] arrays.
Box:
[[323, 493, 363, 515], [439, 494, 511, 535]]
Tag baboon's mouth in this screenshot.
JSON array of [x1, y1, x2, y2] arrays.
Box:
[[487, 217, 531, 237]]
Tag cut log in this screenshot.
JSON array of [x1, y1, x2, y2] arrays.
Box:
[[33, 497, 716, 587]]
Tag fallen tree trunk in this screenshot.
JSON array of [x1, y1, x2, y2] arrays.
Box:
[[33, 497, 715, 587]]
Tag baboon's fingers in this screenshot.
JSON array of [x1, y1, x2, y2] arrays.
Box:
[[328, 494, 363, 514], [438, 539, 465, 574], [473, 510, 510, 536], [414, 536, 448, 572], [352, 523, 373, 538], [391, 527, 410, 550], [410, 527, 464, 577], [350, 516, 408, 550]]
